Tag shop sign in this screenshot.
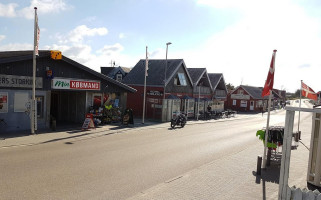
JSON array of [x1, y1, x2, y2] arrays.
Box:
[[147, 90, 163, 96], [52, 78, 100, 90], [0, 74, 43, 88], [231, 94, 250, 100]]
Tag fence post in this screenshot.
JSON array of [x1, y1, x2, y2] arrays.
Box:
[[278, 110, 295, 200]]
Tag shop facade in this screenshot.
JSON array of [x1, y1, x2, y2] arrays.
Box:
[[0, 51, 135, 133], [123, 59, 228, 122], [123, 59, 194, 122], [226, 85, 268, 112], [209, 73, 227, 112]]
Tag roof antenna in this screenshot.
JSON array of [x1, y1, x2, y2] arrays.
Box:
[[241, 77, 243, 85]]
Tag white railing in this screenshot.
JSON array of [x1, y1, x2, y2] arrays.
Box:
[[290, 186, 321, 200]]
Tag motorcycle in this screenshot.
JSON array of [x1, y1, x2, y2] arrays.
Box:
[[170, 113, 187, 129]]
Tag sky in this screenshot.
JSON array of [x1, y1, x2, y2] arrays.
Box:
[[1, 0, 321, 93]]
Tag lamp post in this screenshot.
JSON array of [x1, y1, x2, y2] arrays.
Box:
[[163, 42, 172, 100]]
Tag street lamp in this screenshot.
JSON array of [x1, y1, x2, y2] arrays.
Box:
[[163, 42, 172, 100]]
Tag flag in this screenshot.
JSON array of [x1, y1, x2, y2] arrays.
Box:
[[34, 8, 40, 56], [262, 50, 277, 97], [302, 81, 317, 100]]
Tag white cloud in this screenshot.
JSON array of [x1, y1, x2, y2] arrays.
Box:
[[0, 43, 33, 51], [97, 43, 124, 56], [0, 35, 6, 42], [45, 26, 133, 72], [0, 0, 69, 19], [0, 3, 18, 17], [119, 33, 125, 39], [56, 25, 108, 44], [44, 42, 136, 71], [183, 0, 321, 92]]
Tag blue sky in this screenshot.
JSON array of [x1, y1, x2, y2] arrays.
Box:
[[1, 0, 321, 93]]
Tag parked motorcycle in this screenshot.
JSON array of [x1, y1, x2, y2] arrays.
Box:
[[170, 113, 187, 129]]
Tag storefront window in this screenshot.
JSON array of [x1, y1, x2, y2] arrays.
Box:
[[14, 92, 29, 112], [0, 92, 8, 113]]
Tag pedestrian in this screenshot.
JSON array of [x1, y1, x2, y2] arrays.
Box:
[[207, 105, 212, 120]]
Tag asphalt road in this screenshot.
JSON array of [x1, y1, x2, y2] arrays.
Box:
[[0, 101, 313, 200]]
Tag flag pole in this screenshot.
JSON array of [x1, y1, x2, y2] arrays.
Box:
[[262, 90, 272, 168], [31, 7, 38, 134], [298, 80, 302, 132], [142, 46, 148, 124], [261, 49, 277, 169]]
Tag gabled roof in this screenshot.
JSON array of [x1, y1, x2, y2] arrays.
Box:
[[208, 73, 222, 89], [233, 85, 268, 100], [187, 68, 213, 91], [208, 73, 228, 92], [187, 68, 206, 85], [0, 50, 136, 93], [100, 67, 115, 76], [122, 59, 193, 86], [101, 66, 131, 77]]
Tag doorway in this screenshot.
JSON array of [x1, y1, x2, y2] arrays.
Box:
[[250, 101, 254, 111]]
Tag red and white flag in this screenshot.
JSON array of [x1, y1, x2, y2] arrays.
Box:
[[262, 50, 277, 97], [302, 81, 317, 100]]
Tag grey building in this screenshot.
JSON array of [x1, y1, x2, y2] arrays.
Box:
[[0, 51, 136, 133]]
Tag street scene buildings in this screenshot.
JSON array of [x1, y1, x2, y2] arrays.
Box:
[[0, 49, 320, 200]]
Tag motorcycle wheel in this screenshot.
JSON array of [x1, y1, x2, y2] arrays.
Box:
[[170, 120, 176, 129], [181, 119, 186, 128]]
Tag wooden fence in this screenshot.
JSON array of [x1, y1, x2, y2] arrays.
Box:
[[290, 186, 321, 200]]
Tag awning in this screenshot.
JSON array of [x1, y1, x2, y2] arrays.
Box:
[[167, 94, 180, 99], [202, 97, 211, 101], [182, 95, 194, 99]]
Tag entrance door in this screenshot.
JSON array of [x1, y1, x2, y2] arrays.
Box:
[[50, 92, 59, 120], [250, 101, 254, 110]]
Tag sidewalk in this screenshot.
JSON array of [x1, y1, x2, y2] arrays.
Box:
[[0, 112, 259, 149]]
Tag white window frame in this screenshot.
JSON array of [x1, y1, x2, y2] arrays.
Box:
[[240, 100, 247, 108], [116, 74, 122, 81], [176, 73, 187, 86], [233, 100, 236, 106]]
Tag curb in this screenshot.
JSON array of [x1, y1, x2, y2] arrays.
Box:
[[0, 111, 283, 149]]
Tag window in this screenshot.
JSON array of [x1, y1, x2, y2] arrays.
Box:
[[116, 74, 122, 81], [0, 92, 8, 113], [14, 92, 29, 112], [175, 73, 187, 86], [240, 100, 247, 107], [36, 96, 44, 118], [233, 100, 236, 106], [238, 90, 244, 95]]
